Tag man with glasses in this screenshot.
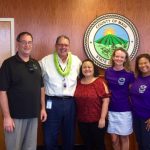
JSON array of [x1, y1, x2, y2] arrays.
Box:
[[0, 32, 47, 150], [40, 35, 81, 150]]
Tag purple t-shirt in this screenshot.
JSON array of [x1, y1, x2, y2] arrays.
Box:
[[130, 75, 150, 119], [105, 67, 135, 112]]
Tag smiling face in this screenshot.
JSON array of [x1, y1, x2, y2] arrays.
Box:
[[138, 57, 150, 76], [113, 50, 127, 67], [55, 37, 70, 61], [17, 34, 33, 57], [82, 61, 94, 78]]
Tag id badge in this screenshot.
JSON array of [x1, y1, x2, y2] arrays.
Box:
[[46, 100, 52, 109]]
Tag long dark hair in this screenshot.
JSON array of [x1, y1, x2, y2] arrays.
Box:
[[135, 53, 150, 76], [79, 59, 100, 79]]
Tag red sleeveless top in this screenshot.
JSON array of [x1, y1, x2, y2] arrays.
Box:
[[74, 77, 109, 122]]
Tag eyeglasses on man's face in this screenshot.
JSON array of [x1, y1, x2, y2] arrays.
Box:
[[19, 40, 33, 46], [57, 43, 69, 47]]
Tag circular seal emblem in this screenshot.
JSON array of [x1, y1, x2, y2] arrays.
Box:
[[84, 13, 139, 69]]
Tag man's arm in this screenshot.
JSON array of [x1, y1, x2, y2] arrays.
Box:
[[0, 91, 15, 132], [40, 87, 47, 122]]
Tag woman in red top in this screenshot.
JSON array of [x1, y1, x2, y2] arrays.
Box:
[[74, 59, 110, 150]]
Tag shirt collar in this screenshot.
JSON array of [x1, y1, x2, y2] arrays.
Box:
[[15, 52, 32, 63]]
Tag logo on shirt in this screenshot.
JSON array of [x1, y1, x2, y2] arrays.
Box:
[[139, 85, 147, 93], [84, 13, 139, 69], [118, 78, 125, 85]]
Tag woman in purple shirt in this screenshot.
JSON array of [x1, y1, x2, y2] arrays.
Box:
[[130, 53, 150, 150], [105, 48, 135, 150]]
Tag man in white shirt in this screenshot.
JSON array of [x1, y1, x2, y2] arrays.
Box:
[[40, 35, 81, 150]]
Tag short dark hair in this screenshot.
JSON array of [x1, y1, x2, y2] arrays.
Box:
[[135, 53, 150, 76], [16, 32, 33, 42], [79, 59, 100, 79], [55, 35, 70, 45]]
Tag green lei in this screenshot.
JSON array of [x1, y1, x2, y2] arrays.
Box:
[[54, 51, 72, 77]]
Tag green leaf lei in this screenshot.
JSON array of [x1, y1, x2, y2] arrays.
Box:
[[54, 51, 72, 77]]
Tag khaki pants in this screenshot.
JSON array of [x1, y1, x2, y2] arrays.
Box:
[[4, 118, 38, 150]]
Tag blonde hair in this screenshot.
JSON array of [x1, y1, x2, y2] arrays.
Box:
[[110, 48, 131, 71]]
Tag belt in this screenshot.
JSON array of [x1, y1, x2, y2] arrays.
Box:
[[46, 95, 73, 99]]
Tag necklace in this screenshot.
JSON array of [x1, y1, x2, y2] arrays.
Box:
[[54, 51, 72, 77]]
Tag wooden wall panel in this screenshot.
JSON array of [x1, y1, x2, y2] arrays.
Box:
[[0, 110, 5, 150], [0, 0, 149, 61], [0, 0, 150, 149]]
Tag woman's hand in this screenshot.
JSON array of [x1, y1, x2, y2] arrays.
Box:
[[98, 118, 105, 128]]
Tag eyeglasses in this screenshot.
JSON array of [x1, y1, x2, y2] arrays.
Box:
[[57, 44, 69, 47], [19, 40, 33, 46]]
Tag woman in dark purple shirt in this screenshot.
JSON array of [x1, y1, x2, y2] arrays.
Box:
[[105, 48, 135, 150], [130, 53, 150, 150]]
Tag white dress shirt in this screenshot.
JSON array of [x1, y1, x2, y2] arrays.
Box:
[[40, 53, 81, 96]]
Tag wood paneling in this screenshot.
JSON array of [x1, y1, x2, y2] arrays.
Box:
[[0, 110, 5, 150], [0, 0, 150, 149], [0, 0, 150, 61]]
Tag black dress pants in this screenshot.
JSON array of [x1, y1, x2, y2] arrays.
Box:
[[78, 121, 106, 150]]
